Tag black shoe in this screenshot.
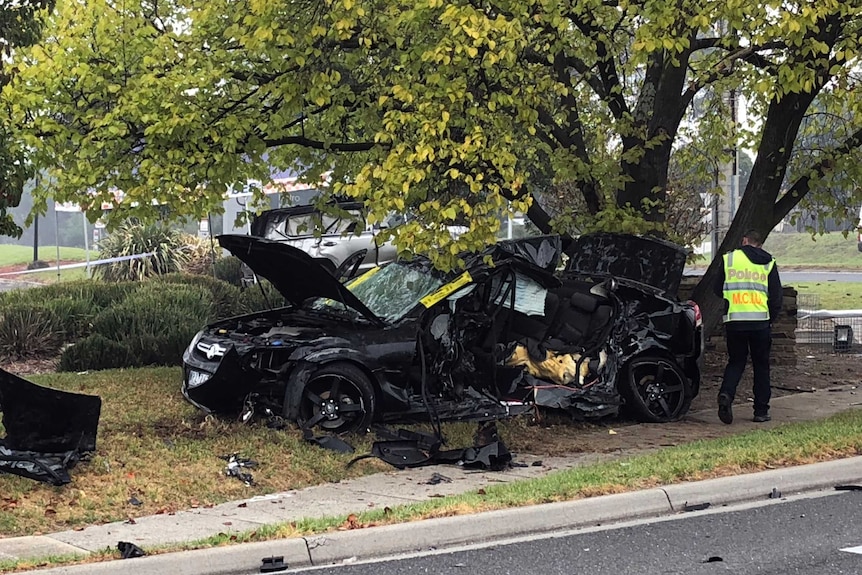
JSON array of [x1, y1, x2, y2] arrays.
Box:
[[753, 413, 771, 423], [717, 393, 733, 424]]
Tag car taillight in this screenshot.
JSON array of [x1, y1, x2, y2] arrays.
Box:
[[688, 301, 703, 326]]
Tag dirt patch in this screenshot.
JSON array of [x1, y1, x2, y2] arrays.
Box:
[[692, 343, 860, 411], [1, 357, 60, 375]]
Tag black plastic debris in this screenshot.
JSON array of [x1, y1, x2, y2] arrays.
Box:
[[302, 428, 355, 454], [0, 367, 101, 486], [683, 502, 710, 512], [349, 424, 512, 471], [458, 440, 512, 471], [426, 472, 452, 485], [768, 487, 782, 499], [349, 439, 437, 468], [703, 556, 723, 563], [835, 484, 862, 491], [117, 541, 146, 559], [260, 556, 288, 573], [349, 427, 443, 469], [221, 453, 257, 486], [128, 495, 143, 506]]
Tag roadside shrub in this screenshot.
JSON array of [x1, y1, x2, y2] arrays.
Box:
[[0, 304, 64, 359], [213, 256, 244, 287], [151, 273, 244, 319], [94, 222, 190, 282], [37, 280, 137, 308], [42, 297, 97, 340], [82, 283, 213, 368], [58, 334, 134, 372], [181, 234, 217, 276]]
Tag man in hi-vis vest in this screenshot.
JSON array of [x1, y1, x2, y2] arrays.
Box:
[[713, 229, 782, 424]]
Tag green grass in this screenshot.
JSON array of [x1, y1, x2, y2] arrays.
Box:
[[5, 408, 859, 572], [0, 367, 389, 537], [1, 365, 860, 541], [793, 281, 862, 310], [763, 232, 861, 269], [0, 245, 89, 267]]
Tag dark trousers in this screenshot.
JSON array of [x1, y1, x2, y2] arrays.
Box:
[[720, 327, 772, 416]]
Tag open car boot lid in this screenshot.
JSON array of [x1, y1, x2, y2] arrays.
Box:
[[565, 233, 688, 296], [218, 234, 385, 325]]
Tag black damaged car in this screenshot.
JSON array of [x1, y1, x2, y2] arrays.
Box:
[[182, 233, 703, 433]]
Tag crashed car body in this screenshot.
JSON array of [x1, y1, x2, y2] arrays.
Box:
[[183, 233, 703, 432]]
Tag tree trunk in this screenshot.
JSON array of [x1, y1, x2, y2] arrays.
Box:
[[691, 90, 816, 335]]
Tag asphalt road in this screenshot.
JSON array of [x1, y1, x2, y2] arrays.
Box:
[[781, 271, 862, 284], [685, 270, 862, 283], [293, 490, 862, 575]]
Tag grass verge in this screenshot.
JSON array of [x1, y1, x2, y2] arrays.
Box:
[[763, 232, 861, 268], [0, 245, 88, 267], [0, 367, 391, 536], [793, 281, 862, 310], [2, 409, 860, 573]]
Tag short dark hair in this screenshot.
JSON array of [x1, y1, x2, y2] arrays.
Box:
[[743, 229, 764, 246]]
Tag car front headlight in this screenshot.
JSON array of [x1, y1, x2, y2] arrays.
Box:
[[186, 330, 204, 357]]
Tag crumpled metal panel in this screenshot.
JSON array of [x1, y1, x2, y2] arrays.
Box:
[[492, 235, 563, 272], [0, 368, 101, 485], [565, 233, 687, 295]]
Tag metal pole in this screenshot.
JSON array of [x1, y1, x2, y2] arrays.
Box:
[[82, 211, 91, 278], [54, 201, 61, 281]]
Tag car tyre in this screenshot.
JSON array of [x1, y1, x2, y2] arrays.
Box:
[[621, 356, 692, 423], [299, 363, 375, 434]]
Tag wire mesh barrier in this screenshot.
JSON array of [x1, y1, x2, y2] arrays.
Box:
[[796, 292, 862, 352]]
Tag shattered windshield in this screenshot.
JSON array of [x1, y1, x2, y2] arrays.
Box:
[[309, 262, 445, 323]]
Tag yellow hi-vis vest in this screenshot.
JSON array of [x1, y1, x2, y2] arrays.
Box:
[[722, 250, 774, 323]]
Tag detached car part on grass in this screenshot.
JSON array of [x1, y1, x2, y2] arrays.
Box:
[[0, 368, 101, 485], [182, 233, 703, 433]]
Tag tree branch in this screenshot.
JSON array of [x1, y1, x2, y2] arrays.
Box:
[[569, 14, 630, 120], [262, 135, 378, 151], [773, 125, 862, 224]]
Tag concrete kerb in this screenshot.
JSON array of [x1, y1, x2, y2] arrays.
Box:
[[15, 457, 862, 575], [659, 456, 862, 511], [301, 457, 862, 567]]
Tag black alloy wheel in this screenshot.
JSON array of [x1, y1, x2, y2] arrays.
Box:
[[622, 356, 692, 423], [299, 363, 375, 434]]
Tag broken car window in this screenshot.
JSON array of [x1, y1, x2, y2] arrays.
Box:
[[490, 272, 549, 316], [309, 262, 444, 322]]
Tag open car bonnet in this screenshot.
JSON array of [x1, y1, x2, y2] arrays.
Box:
[[565, 233, 688, 295], [218, 234, 385, 325]]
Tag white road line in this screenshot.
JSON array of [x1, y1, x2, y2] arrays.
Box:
[[839, 545, 862, 554]]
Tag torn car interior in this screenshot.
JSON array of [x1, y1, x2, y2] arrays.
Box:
[[182, 233, 703, 434]]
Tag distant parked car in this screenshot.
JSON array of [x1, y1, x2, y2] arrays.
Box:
[[183, 233, 703, 433], [242, 202, 398, 284]]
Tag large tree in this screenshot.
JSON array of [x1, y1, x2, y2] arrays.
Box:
[[4, 0, 862, 320], [0, 0, 54, 237]]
